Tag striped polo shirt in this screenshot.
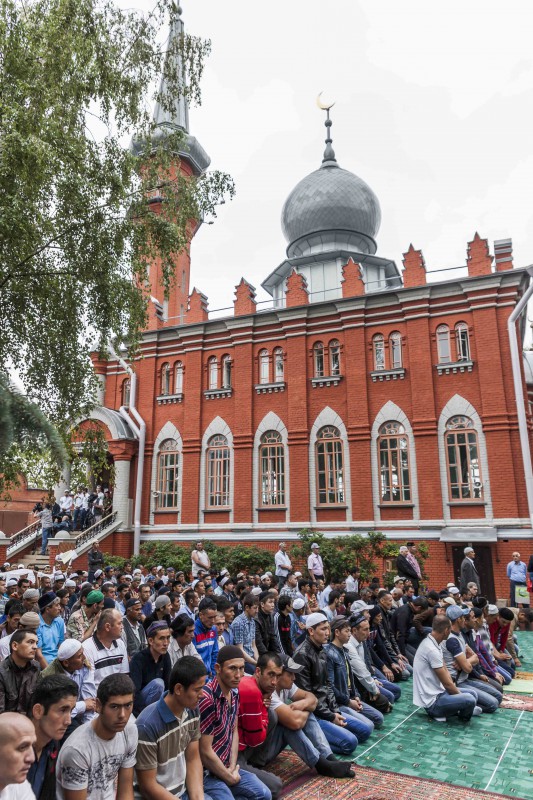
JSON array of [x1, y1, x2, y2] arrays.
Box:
[[134, 694, 200, 799], [82, 633, 128, 687], [199, 678, 238, 767]]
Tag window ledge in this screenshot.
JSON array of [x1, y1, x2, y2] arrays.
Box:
[[154, 508, 179, 514], [370, 368, 405, 382], [257, 506, 287, 512], [156, 393, 183, 405], [314, 504, 348, 510], [436, 360, 474, 375], [378, 502, 415, 508], [447, 500, 486, 506], [204, 388, 233, 400], [203, 507, 231, 513], [311, 375, 343, 388], [254, 382, 286, 394]]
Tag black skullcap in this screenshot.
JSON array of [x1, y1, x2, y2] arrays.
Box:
[[498, 607, 514, 621], [217, 645, 245, 665], [125, 598, 141, 610]]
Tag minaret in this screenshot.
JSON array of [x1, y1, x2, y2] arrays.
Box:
[[132, 5, 210, 329]]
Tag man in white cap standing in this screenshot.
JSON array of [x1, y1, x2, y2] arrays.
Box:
[[274, 543, 292, 590], [307, 543, 325, 584]]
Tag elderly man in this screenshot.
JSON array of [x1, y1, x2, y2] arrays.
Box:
[[507, 552, 529, 608], [307, 543, 325, 583], [40, 638, 97, 726], [395, 544, 420, 593], [460, 547, 480, 595], [0, 713, 37, 800], [274, 542, 292, 589]]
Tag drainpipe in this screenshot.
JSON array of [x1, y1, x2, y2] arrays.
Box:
[[507, 265, 533, 531], [107, 341, 146, 555]]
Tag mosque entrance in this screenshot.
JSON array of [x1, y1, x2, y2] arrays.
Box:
[[451, 544, 495, 602]]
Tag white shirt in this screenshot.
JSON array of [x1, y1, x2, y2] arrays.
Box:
[[413, 634, 446, 709], [0, 782, 36, 800], [274, 550, 292, 577], [82, 634, 128, 688], [307, 553, 324, 577], [345, 576, 359, 594], [191, 550, 210, 577], [346, 636, 378, 695], [270, 682, 298, 711]]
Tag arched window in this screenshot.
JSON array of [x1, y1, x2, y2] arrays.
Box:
[[208, 356, 218, 390], [206, 434, 230, 507], [329, 340, 341, 376], [161, 363, 171, 395], [390, 332, 402, 370], [437, 325, 451, 364], [273, 348, 284, 382], [445, 416, 482, 500], [122, 378, 131, 407], [314, 342, 325, 378], [157, 439, 179, 508], [259, 350, 269, 384], [373, 334, 385, 371], [455, 322, 470, 361], [316, 426, 344, 505], [378, 422, 411, 502], [222, 355, 232, 389], [174, 362, 184, 394], [259, 431, 285, 506]]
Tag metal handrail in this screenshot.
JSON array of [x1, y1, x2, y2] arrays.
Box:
[[73, 511, 119, 552], [7, 520, 42, 556]]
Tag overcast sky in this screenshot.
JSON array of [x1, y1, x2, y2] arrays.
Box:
[[142, 0, 533, 313]]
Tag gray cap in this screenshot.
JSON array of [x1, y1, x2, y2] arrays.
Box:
[[155, 595, 171, 610]]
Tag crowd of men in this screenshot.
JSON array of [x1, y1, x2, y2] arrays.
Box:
[[0, 538, 531, 800]]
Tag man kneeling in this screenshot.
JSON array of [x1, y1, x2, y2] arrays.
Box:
[[413, 615, 480, 722]]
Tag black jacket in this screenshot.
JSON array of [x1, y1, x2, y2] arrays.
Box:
[[255, 609, 279, 656], [390, 603, 414, 656], [88, 549, 105, 570], [293, 637, 339, 722], [395, 554, 420, 591]]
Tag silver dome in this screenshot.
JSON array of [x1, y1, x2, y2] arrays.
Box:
[[281, 162, 381, 257]]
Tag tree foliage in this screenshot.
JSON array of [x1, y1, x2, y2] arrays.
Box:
[[0, 0, 234, 435]]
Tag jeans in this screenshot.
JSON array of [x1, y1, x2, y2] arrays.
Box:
[[360, 700, 384, 728], [203, 769, 272, 800], [426, 689, 476, 721], [41, 527, 51, 555], [135, 678, 165, 715], [461, 678, 503, 714], [496, 665, 513, 684], [340, 705, 374, 737], [461, 679, 499, 712], [246, 711, 321, 768], [374, 670, 402, 702], [317, 718, 359, 755], [496, 657, 516, 678]]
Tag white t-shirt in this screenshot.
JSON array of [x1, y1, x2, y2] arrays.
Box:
[[57, 720, 138, 800], [270, 682, 298, 711], [412, 634, 446, 709], [0, 782, 35, 800]]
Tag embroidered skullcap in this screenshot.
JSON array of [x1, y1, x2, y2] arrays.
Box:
[[58, 639, 83, 660]]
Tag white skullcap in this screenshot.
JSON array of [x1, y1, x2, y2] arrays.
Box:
[[65, 580, 76, 588], [250, 587, 262, 596], [293, 598, 305, 610], [58, 639, 82, 660], [305, 612, 328, 628]]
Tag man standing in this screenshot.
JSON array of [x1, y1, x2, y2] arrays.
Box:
[[395, 544, 420, 593], [191, 542, 210, 579], [0, 629, 40, 714], [198, 645, 271, 800], [130, 622, 172, 716], [135, 656, 225, 800], [0, 713, 37, 800], [460, 547, 480, 595], [507, 552, 529, 608], [413, 615, 478, 722], [56, 674, 138, 800], [274, 543, 292, 590], [307, 543, 325, 584]]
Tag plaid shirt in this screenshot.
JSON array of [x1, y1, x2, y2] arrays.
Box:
[[230, 613, 256, 658], [199, 677, 238, 767]]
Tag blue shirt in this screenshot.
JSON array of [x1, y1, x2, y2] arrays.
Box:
[[507, 561, 527, 582], [230, 613, 256, 658], [37, 616, 65, 663]]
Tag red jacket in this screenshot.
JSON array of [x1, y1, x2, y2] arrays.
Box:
[[237, 676, 269, 751]]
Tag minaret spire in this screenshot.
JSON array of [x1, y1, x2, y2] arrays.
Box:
[[316, 92, 337, 167], [153, 4, 189, 133]]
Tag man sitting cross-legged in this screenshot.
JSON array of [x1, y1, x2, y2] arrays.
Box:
[[135, 655, 231, 800], [293, 612, 370, 756], [413, 614, 480, 722]]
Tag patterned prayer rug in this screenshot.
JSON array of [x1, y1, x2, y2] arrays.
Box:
[[500, 692, 533, 711], [278, 760, 529, 800], [513, 670, 533, 680]]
